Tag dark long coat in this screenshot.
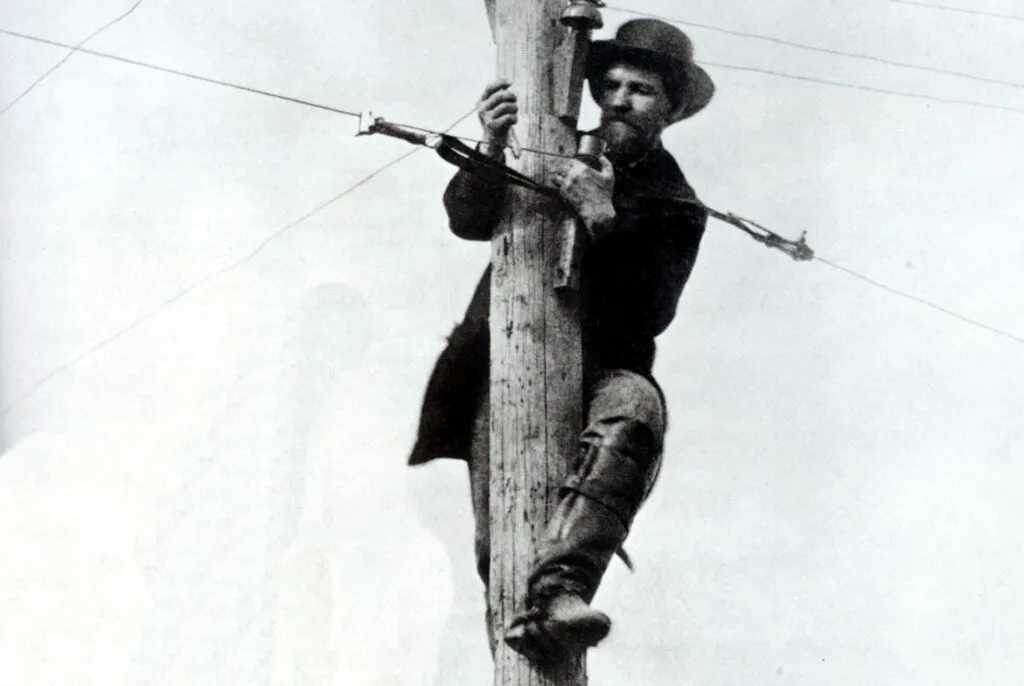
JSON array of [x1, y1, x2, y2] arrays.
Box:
[[408, 144, 708, 466]]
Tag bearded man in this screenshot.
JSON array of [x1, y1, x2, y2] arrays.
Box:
[[408, 19, 715, 663]]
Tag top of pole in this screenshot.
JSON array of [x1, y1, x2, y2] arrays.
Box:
[[484, 0, 497, 42]]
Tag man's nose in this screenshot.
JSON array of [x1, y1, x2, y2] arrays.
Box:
[[605, 86, 630, 112]]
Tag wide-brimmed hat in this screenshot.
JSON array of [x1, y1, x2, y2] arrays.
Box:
[[588, 18, 715, 122]]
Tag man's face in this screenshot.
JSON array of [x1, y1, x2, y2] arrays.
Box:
[[593, 61, 674, 163]]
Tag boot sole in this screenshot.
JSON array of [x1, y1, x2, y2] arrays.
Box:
[[545, 611, 611, 652], [503, 613, 610, 662]]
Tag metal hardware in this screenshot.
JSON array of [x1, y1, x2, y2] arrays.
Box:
[[357, 111, 441, 148], [575, 134, 606, 168], [559, 0, 604, 31]]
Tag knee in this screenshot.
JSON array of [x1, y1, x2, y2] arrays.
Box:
[[584, 371, 666, 448], [581, 417, 661, 471]]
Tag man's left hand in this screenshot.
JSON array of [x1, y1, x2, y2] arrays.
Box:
[[550, 156, 616, 239]]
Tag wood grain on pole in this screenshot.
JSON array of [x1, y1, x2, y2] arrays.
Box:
[[489, 1, 585, 685]]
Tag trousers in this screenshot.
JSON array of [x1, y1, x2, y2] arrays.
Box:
[[467, 368, 667, 594]]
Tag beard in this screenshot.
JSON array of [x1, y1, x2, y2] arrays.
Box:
[[595, 118, 654, 164]]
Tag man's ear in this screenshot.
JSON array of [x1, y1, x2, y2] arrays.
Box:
[[665, 98, 689, 125], [658, 99, 676, 130]]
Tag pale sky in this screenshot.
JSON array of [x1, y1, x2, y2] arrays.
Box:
[[2, 1, 1023, 685]]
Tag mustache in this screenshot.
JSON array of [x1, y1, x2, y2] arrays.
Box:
[[599, 116, 641, 132]]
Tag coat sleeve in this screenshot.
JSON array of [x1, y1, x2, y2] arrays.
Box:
[[443, 167, 508, 241]]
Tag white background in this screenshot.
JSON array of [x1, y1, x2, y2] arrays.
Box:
[[2, 1, 1023, 684]]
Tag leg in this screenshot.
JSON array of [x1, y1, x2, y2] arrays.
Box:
[[505, 370, 666, 662], [466, 389, 497, 656], [468, 395, 490, 587]]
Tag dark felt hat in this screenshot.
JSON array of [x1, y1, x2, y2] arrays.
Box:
[[588, 18, 715, 121]]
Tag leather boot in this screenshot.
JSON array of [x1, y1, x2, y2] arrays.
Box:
[[504, 588, 612, 664], [503, 418, 661, 663], [502, 489, 622, 663]]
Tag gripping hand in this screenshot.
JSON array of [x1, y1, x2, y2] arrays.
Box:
[[550, 156, 616, 239], [477, 79, 519, 158]]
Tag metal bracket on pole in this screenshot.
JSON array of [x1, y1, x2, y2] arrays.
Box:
[[555, 0, 604, 124], [554, 134, 606, 292], [552, 1, 605, 293], [554, 218, 584, 291]]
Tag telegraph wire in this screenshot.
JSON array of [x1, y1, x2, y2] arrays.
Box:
[[6, 25, 1024, 130], [703, 210, 1024, 346], [0, 109, 475, 417], [3, 21, 1021, 412], [393, 120, 579, 161], [0, 27, 580, 161], [700, 60, 1024, 115], [287, 115, 1024, 350], [814, 256, 1024, 345], [0, 27, 362, 120], [883, 0, 1024, 22], [1, 1, 146, 117], [606, 5, 1024, 90]]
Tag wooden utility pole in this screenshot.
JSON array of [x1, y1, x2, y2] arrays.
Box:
[[486, 1, 592, 685]]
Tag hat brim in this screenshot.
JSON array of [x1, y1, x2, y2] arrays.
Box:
[[588, 41, 715, 122]]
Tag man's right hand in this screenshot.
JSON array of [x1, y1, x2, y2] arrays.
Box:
[[477, 79, 518, 158]]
